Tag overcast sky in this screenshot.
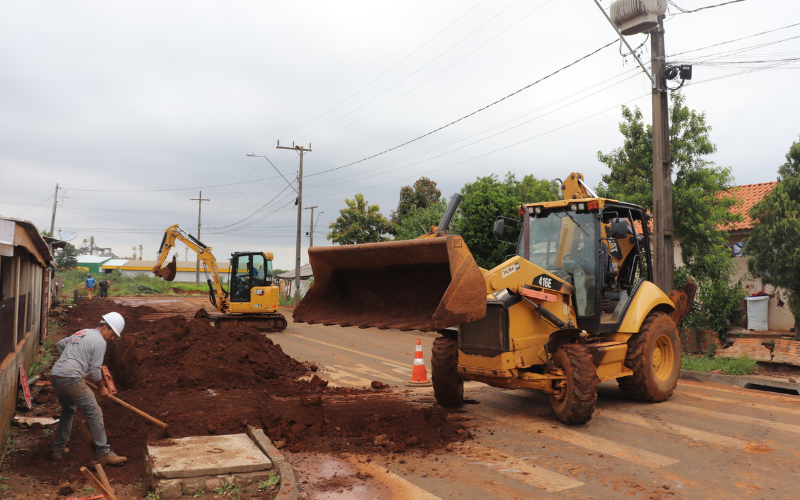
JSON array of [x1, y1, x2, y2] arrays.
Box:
[[2, 0, 798, 269]]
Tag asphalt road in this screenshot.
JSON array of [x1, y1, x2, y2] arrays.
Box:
[[269, 312, 800, 500]]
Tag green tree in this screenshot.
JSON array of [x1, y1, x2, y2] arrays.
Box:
[[457, 173, 557, 269], [747, 136, 800, 325], [391, 177, 442, 226], [597, 92, 743, 333], [394, 199, 449, 241], [327, 194, 393, 245], [56, 243, 78, 270]]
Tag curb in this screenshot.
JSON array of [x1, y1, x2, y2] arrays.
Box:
[[680, 370, 800, 395], [247, 425, 298, 500]]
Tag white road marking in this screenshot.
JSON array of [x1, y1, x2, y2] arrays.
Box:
[[333, 363, 405, 383], [667, 403, 800, 435], [481, 412, 678, 468], [455, 443, 584, 492], [323, 367, 373, 387], [598, 408, 751, 448], [677, 390, 800, 416], [343, 456, 442, 500], [286, 332, 411, 368], [678, 380, 800, 403], [383, 361, 412, 375]]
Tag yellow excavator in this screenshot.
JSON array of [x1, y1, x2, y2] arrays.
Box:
[[294, 173, 695, 423], [152, 224, 287, 332]]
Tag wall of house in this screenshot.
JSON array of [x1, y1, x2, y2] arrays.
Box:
[[0, 246, 48, 453]]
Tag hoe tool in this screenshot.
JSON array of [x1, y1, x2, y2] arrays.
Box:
[[87, 381, 169, 438]]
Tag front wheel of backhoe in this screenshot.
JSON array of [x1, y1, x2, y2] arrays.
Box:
[[617, 311, 681, 402], [548, 344, 598, 424], [432, 337, 464, 407]]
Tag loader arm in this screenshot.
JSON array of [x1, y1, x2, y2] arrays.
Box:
[[152, 224, 229, 313]]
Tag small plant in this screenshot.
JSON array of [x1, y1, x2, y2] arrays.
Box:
[[681, 354, 758, 375], [0, 485, 9, 491], [83, 485, 97, 494], [767, 339, 776, 350], [214, 481, 238, 496], [43, 428, 53, 437], [145, 490, 161, 500], [258, 471, 280, 491], [0, 476, 9, 480], [705, 342, 717, 358], [191, 487, 205, 498]]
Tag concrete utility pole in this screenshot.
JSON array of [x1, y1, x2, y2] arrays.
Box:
[[191, 191, 210, 286], [650, 16, 674, 292], [276, 142, 311, 305], [49, 184, 59, 238], [305, 206, 318, 248]]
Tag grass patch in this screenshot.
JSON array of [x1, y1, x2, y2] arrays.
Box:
[[60, 268, 212, 298], [681, 354, 758, 376]]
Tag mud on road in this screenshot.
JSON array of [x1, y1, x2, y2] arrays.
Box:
[[7, 297, 472, 490]]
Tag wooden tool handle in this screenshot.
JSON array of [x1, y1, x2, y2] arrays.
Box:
[[86, 381, 167, 429], [93, 463, 117, 500], [80, 467, 113, 500]]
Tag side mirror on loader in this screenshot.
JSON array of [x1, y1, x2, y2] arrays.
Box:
[[610, 218, 629, 240], [493, 219, 505, 240]]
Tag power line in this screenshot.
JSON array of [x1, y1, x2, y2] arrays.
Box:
[[670, 22, 800, 57], [280, 0, 487, 141], [305, 39, 617, 179], [668, 0, 746, 14]]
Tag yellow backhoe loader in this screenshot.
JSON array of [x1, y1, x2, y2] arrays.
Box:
[[294, 173, 695, 423], [152, 224, 287, 332]]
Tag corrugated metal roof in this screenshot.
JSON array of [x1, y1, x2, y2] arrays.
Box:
[[77, 256, 113, 264], [277, 263, 313, 279], [0, 216, 54, 265]]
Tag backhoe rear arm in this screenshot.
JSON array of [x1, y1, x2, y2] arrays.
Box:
[[152, 224, 229, 312]]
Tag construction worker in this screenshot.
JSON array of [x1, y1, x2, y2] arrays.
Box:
[[50, 312, 127, 465], [98, 279, 111, 298], [84, 274, 96, 301]]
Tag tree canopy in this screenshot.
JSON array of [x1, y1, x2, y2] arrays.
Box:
[[327, 193, 393, 245], [56, 243, 78, 270], [597, 92, 742, 333], [391, 177, 442, 226], [393, 198, 449, 241], [747, 136, 800, 324]]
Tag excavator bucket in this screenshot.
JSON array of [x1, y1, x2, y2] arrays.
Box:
[[293, 235, 487, 332], [153, 255, 178, 282]]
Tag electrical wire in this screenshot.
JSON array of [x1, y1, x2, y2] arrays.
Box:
[[305, 39, 617, 180], [668, 0, 746, 14], [280, 0, 487, 141], [670, 22, 800, 57]]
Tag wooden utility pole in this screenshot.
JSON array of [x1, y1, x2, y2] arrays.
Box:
[[305, 206, 318, 248], [190, 191, 210, 286], [650, 16, 674, 292], [49, 184, 59, 238], [276, 142, 311, 305]]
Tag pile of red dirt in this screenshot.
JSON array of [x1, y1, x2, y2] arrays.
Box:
[[8, 299, 472, 487]]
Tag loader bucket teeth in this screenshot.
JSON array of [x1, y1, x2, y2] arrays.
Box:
[[153, 255, 178, 281], [293, 235, 487, 331]]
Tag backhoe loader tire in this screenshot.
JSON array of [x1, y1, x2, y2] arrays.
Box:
[[549, 344, 598, 425], [432, 337, 464, 407], [617, 311, 681, 402]]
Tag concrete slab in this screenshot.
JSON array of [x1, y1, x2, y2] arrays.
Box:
[[147, 434, 272, 479]]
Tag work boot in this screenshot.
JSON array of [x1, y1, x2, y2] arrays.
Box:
[[51, 447, 69, 460], [98, 452, 127, 465]]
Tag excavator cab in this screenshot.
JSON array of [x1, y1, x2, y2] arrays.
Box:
[[229, 252, 274, 302]]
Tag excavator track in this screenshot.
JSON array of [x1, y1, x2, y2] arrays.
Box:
[[207, 312, 288, 332]]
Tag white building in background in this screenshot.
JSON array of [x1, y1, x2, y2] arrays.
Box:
[[101, 259, 231, 283]]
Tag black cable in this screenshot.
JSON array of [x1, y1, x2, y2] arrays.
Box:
[[668, 0, 746, 14], [305, 39, 617, 179], [671, 23, 800, 57]]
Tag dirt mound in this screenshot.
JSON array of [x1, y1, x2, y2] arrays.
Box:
[[106, 315, 306, 392], [8, 299, 473, 487], [50, 299, 157, 336]]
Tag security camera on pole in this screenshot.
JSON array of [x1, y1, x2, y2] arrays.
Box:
[[594, 0, 692, 293]]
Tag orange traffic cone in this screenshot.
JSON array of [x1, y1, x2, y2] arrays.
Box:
[[406, 338, 432, 387]]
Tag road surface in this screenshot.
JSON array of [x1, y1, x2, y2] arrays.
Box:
[[269, 312, 800, 500]]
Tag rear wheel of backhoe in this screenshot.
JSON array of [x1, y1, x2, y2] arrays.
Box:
[[432, 336, 464, 407], [548, 344, 598, 425], [617, 311, 681, 402]]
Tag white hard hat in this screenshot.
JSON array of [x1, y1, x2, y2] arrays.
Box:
[[102, 312, 125, 337]]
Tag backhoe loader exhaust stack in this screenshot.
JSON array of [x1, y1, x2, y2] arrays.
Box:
[[294, 195, 487, 332]]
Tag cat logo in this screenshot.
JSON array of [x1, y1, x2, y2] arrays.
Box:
[[253, 289, 264, 296]]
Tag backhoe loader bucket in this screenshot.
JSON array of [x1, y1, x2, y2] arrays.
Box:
[[153, 255, 178, 282], [293, 235, 487, 332]]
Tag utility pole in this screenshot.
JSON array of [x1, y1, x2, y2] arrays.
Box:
[[275, 142, 311, 305], [191, 191, 210, 286], [305, 206, 318, 248], [650, 16, 674, 292], [49, 184, 59, 238]]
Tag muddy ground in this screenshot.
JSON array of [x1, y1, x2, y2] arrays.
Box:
[[2, 297, 471, 498]]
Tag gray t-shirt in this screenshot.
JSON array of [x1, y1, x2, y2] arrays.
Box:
[[51, 329, 106, 381]]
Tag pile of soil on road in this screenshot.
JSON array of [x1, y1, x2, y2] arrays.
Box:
[[8, 299, 473, 487]]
